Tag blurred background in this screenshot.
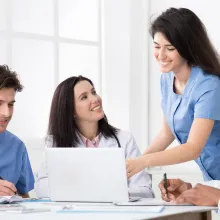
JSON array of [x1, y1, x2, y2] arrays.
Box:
[[1, 0, 220, 211]]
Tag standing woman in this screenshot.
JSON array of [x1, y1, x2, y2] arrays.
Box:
[[126, 7, 220, 181], [35, 75, 154, 198]]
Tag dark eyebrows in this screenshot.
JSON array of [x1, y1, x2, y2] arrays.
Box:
[[153, 41, 173, 47], [0, 100, 16, 104]]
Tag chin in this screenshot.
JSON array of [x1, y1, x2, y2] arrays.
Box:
[[160, 67, 173, 73], [0, 127, 6, 133]]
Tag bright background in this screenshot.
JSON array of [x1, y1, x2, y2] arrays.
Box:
[[0, 2, 220, 217]]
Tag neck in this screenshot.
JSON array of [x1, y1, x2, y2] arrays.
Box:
[[173, 64, 192, 86], [76, 120, 99, 140]]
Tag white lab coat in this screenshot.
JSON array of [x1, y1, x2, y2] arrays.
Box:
[[34, 130, 154, 198]]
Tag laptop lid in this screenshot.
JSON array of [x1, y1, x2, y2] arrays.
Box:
[[45, 148, 129, 202]]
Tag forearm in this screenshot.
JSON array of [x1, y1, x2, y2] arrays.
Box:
[[142, 143, 199, 167], [144, 131, 175, 154]]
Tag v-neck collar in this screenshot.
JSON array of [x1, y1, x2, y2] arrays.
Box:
[[171, 66, 199, 98]]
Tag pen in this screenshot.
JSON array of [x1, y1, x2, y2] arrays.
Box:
[[163, 173, 168, 198]]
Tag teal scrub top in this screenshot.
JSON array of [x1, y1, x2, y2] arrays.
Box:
[[0, 130, 34, 194], [161, 66, 220, 181]]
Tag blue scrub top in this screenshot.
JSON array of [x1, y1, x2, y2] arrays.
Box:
[[161, 66, 220, 181], [0, 130, 34, 194]]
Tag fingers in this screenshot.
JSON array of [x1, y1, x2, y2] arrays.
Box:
[[126, 163, 132, 179], [0, 192, 10, 196], [126, 160, 135, 179], [175, 193, 193, 205], [175, 188, 198, 205], [0, 180, 17, 195]]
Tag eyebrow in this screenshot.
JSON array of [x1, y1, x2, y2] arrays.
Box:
[[153, 41, 173, 47], [0, 100, 16, 104], [78, 88, 95, 99]]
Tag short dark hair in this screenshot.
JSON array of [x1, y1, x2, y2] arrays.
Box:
[[0, 65, 23, 91], [149, 7, 220, 76], [48, 75, 118, 147]]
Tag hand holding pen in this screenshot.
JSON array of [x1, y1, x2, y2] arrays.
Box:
[[159, 176, 192, 202], [0, 176, 18, 196]]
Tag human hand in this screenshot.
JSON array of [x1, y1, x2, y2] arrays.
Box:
[[175, 184, 220, 206], [159, 178, 192, 202], [126, 156, 146, 179], [0, 179, 17, 196]]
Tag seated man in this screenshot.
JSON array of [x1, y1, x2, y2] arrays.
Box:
[[159, 178, 220, 206], [0, 65, 34, 198]]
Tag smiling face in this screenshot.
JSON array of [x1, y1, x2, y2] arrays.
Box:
[[74, 80, 104, 123], [0, 88, 15, 133], [153, 32, 188, 73]]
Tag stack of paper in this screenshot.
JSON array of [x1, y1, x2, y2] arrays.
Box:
[[0, 195, 23, 204]]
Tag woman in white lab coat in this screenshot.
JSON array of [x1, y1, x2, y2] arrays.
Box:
[[35, 75, 154, 198]]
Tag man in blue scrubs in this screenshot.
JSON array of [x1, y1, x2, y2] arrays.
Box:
[[0, 65, 34, 197]]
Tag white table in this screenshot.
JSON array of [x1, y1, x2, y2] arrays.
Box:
[[0, 200, 217, 220]]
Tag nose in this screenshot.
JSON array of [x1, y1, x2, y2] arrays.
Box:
[[0, 104, 10, 117], [158, 49, 167, 60], [91, 95, 98, 103]]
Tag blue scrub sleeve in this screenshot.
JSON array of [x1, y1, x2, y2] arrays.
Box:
[[194, 86, 220, 120], [16, 145, 35, 194]]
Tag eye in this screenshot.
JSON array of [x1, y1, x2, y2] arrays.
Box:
[[92, 90, 97, 95], [81, 96, 87, 100], [154, 46, 160, 49], [8, 103, 14, 107], [167, 48, 175, 51]]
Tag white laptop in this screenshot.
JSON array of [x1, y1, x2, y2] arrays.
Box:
[[45, 148, 130, 202]]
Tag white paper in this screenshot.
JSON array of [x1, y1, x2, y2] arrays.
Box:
[[114, 198, 193, 206], [0, 195, 23, 204]]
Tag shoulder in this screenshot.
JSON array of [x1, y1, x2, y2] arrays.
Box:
[[115, 130, 137, 147], [116, 130, 133, 141], [195, 67, 220, 90], [5, 130, 25, 150]]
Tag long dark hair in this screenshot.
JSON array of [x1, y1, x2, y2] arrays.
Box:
[[149, 7, 220, 76], [48, 75, 118, 147]]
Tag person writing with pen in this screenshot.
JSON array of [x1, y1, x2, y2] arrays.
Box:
[[159, 176, 220, 207], [0, 65, 34, 198], [126, 7, 220, 187]]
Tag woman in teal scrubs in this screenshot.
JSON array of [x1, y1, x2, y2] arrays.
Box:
[[126, 7, 220, 181]]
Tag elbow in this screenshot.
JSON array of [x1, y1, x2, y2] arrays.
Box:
[[191, 152, 200, 160], [185, 143, 202, 160]]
